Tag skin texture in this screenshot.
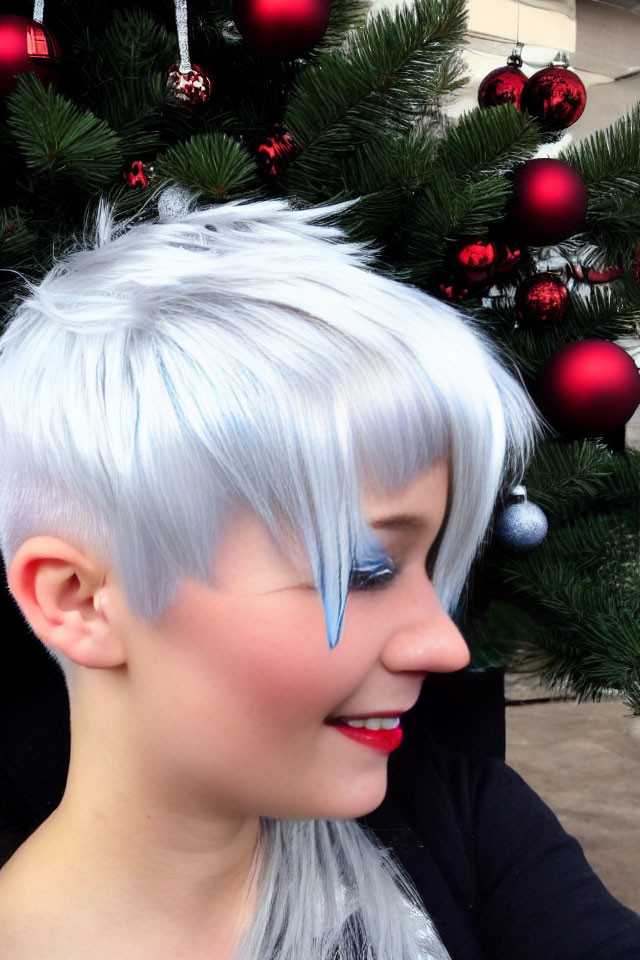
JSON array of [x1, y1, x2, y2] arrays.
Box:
[[0, 459, 470, 959]]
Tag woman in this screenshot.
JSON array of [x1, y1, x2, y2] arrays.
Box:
[[0, 195, 637, 959]]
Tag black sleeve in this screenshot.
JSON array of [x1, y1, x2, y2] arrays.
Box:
[[471, 754, 640, 959]]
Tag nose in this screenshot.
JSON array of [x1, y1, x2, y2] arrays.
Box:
[[381, 586, 471, 675]]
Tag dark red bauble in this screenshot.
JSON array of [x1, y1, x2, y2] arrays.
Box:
[[257, 125, 298, 177], [166, 62, 212, 107], [522, 64, 586, 130], [233, 0, 331, 58], [571, 262, 623, 283], [509, 158, 588, 246], [0, 15, 62, 97], [536, 339, 640, 439], [586, 264, 623, 283], [436, 279, 470, 301], [515, 273, 569, 327], [478, 64, 528, 110], [452, 237, 498, 284], [494, 240, 523, 274]]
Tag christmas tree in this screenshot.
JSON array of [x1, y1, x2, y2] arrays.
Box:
[[1, 0, 639, 715]]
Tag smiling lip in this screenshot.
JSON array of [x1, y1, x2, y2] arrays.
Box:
[[328, 721, 403, 752]]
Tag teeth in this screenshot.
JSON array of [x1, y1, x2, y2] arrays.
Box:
[[344, 717, 400, 730]]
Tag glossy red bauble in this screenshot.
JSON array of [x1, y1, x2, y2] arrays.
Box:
[[0, 15, 62, 97], [522, 64, 586, 130], [536, 340, 640, 439], [478, 64, 528, 111], [233, 0, 331, 58], [257, 125, 298, 177], [452, 237, 498, 284], [509, 158, 588, 246], [515, 273, 569, 327]]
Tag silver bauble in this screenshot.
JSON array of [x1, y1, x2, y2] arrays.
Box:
[[495, 484, 548, 551], [157, 184, 194, 223]]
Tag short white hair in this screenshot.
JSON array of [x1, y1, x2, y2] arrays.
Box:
[[0, 190, 546, 960], [0, 193, 543, 669]]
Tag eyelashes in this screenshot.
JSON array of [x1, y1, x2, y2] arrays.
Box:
[[348, 561, 399, 592], [349, 548, 438, 593]]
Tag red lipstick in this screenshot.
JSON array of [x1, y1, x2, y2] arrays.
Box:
[[327, 721, 403, 753]]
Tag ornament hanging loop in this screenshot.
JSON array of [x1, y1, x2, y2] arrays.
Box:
[[508, 41, 524, 69]]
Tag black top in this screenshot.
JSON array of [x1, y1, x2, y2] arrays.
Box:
[[1, 624, 639, 957], [359, 678, 640, 959]]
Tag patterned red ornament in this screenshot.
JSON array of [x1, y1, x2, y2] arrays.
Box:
[[515, 273, 569, 327], [478, 53, 528, 111], [257, 126, 298, 177], [0, 15, 62, 97], [124, 160, 154, 188], [233, 0, 331, 58], [509, 158, 588, 246], [522, 64, 586, 130], [452, 237, 497, 284], [166, 61, 212, 107], [535, 339, 640, 439]]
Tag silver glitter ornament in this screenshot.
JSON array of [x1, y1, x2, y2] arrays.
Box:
[[157, 184, 194, 223], [495, 485, 548, 551]]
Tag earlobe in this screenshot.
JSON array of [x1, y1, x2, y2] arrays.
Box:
[[7, 536, 122, 670]]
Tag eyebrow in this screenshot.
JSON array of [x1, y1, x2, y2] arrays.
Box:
[[369, 514, 429, 532]]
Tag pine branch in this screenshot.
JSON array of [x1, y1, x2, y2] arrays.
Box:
[[558, 102, 640, 262], [313, 0, 374, 55], [5, 73, 122, 197], [472, 279, 640, 377], [434, 103, 558, 180], [395, 173, 510, 283], [153, 131, 263, 200], [524, 439, 637, 521], [0, 208, 41, 286], [281, 0, 468, 203], [389, 105, 556, 283], [560, 101, 640, 190]]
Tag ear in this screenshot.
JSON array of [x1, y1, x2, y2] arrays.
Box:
[[7, 536, 125, 670]]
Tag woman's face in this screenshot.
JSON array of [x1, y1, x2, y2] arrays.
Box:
[[109, 458, 470, 821]]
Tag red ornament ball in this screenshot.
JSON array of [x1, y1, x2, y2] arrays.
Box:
[[509, 158, 588, 246], [515, 273, 569, 327], [233, 0, 331, 58], [452, 237, 497, 284], [124, 160, 154, 188], [257, 126, 298, 177], [436, 279, 470, 302], [0, 15, 62, 97], [536, 339, 640, 439], [586, 264, 623, 283], [494, 240, 523, 275], [478, 64, 528, 110], [522, 64, 586, 130], [166, 61, 212, 107]]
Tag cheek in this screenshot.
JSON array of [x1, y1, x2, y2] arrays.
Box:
[[154, 586, 338, 730]]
